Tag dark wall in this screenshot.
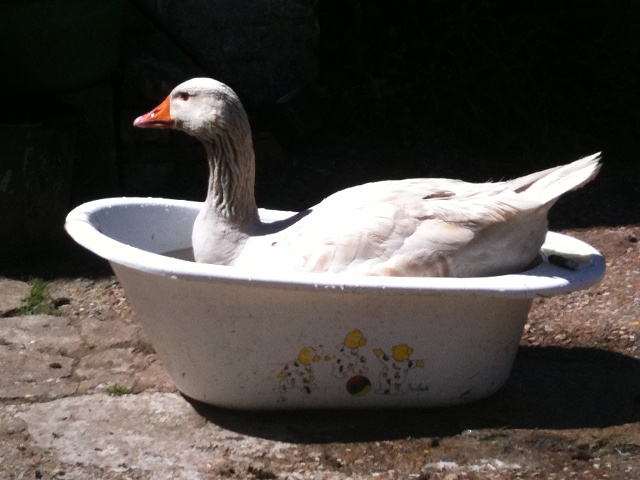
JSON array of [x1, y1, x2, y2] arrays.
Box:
[[317, 0, 640, 154]]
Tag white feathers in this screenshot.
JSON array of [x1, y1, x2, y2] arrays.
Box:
[[135, 78, 602, 277]]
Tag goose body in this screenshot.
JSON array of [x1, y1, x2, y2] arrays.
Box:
[[134, 78, 601, 277]]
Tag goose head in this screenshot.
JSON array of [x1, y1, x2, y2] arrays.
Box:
[[133, 77, 251, 143]]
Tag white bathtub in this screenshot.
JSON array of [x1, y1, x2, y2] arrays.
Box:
[[65, 197, 605, 409]]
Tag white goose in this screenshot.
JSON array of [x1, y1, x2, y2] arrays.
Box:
[[134, 78, 601, 277]]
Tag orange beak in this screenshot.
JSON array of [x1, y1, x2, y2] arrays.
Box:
[[133, 95, 174, 129]]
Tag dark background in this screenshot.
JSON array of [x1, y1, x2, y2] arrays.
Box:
[[261, 0, 639, 227]]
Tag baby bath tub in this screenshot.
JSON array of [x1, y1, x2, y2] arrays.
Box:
[[65, 198, 605, 409]]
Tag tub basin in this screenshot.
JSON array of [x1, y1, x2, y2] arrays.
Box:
[[65, 197, 605, 409]]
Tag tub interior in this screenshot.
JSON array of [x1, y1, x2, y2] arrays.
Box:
[[84, 199, 297, 257], [87, 200, 199, 255]]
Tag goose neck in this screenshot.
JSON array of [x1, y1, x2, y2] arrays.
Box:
[[203, 136, 258, 227]]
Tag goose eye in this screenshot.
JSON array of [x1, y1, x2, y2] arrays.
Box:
[[179, 92, 190, 101]]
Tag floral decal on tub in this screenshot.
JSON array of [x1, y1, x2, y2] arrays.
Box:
[[276, 329, 426, 399]]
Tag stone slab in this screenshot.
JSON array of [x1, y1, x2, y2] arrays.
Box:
[[0, 278, 29, 314], [0, 315, 84, 354], [15, 393, 276, 480]]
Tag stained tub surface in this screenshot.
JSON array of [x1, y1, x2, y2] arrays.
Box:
[[66, 198, 606, 409]]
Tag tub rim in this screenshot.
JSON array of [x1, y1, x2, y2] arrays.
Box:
[[65, 197, 605, 298]]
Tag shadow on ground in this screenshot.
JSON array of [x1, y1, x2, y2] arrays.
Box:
[[188, 346, 640, 444]]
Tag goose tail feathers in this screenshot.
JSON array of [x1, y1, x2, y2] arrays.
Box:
[[520, 152, 602, 205]]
